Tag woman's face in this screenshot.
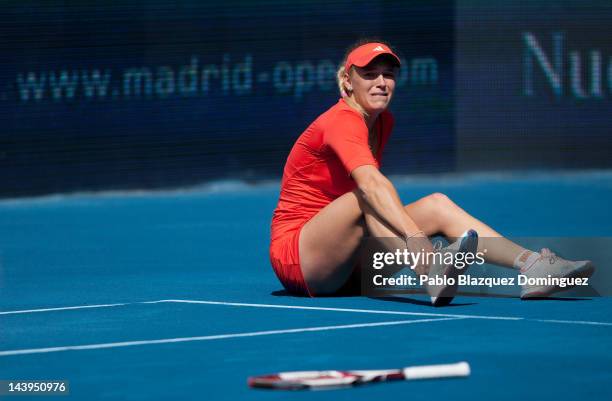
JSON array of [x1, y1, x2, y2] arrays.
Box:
[[347, 57, 398, 116]]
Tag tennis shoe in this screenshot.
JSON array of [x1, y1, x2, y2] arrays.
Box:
[[520, 248, 595, 299], [427, 229, 479, 307]]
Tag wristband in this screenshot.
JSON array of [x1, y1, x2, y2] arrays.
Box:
[[404, 230, 425, 248]]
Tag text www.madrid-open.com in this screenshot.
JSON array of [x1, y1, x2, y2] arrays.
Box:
[[7, 54, 439, 103]]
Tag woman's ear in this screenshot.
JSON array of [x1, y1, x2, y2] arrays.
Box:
[[343, 71, 352, 92], [345, 79, 352, 92]]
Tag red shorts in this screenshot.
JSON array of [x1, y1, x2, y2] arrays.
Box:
[[269, 225, 361, 297], [269, 225, 312, 297]]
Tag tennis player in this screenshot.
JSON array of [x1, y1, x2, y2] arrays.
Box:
[[270, 39, 594, 304]]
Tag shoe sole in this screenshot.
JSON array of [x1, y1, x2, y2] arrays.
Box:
[[520, 261, 596, 299], [431, 229, 479, 307]]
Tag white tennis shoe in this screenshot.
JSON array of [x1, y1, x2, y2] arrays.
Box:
[[427, 229, 479, 307], [520, 248, 595, 299]]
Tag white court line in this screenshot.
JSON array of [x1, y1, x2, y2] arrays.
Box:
[[0, 303, 130, 316], [0, 317, 463, 357], [533, 319, 612, 327], [3, 299, 612, 327], [152, 300, 612, 327], [0, 299, 521, 321], [149, 299, 524, 321]]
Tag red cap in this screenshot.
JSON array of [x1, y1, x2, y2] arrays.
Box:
[[344, 42, 401, 72]]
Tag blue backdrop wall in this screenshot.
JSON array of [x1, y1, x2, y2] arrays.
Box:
[[456, 0, 612, 171], [0, 1, 610, 197]]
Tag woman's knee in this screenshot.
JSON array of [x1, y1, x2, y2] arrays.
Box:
[[428, 192, 454, 207], [428, 192, 459, 219], [413, 192, 455, 214], [404, 192, 456, 234]]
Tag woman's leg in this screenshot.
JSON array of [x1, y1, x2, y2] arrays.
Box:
[[300, 190, 533, 295], [403, 192, 527, 267], [300, 190, 588, 299], [300, 189, 434, 296]]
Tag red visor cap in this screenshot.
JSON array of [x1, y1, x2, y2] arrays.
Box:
[[344, 43, 401, 72]]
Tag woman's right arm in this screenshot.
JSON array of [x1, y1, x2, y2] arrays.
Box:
[[351, 164, 423, 241]]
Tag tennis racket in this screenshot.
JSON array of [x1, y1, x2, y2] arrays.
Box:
[[248, 361, 470, 390]]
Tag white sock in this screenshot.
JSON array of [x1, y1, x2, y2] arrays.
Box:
[[513, 250, 540, 271]]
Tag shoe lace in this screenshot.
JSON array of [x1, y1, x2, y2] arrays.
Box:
[[539, 248, 558, 264]]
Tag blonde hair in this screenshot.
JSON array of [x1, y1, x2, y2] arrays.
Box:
[[336, 65, 368, 118]]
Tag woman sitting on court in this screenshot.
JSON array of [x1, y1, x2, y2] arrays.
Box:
[[269, 40, 594, 305]]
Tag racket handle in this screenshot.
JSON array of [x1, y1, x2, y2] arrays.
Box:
[[402, 362, 471, 380]]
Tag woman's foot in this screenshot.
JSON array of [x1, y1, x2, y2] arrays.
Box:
[[428, 229, 479, 307], [520, 248, 595, 299]]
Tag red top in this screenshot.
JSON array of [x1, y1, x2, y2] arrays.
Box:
[[270, 98, 394, 244]]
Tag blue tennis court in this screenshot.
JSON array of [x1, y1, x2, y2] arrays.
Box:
[[1, 172, 611, 400]]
